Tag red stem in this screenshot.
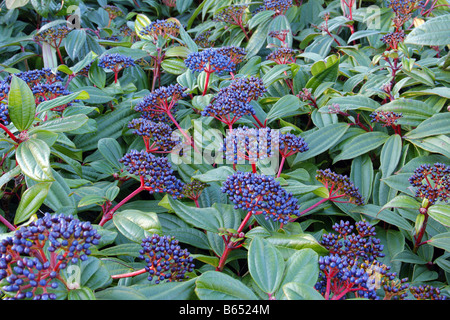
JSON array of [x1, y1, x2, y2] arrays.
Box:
[[203, 72, 211, 96], [99, 186, 144, 226], [216, 211, 253, 271], [111, 268, 147, 279], [0, 123, 20, 143], [277, 156, 286, 178], [0, 214, 16, 231]]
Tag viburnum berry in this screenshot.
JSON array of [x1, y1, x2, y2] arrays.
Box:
[[98, 53, 135, 83], [0, 213, 100, 300], [139, 234, 195, 284], [201, 76, 266, 129], [408, 162, 450, 205], [119, 149, 185, 199], [221, 171, 299, 224], [409, 284, 448, 300], [315, 169, 365, 205], [128, 117, 181, 153], [139, 19, 180, 43], [267, 48, 296, 64], [184, 48, 236, 75]]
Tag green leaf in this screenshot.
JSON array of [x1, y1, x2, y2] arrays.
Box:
[[406, 135, 450, 158], [14, 182, 51, 224], [29, 114, 89, 133], [428, 205, 450, 227], [73, 103, 135, 151], [135, 279, 197, 300], [428, 232, 450, 252], [192, 166, 235, 183], [168, 197, 223, 233], [405, 14, 450, 46], [88, 59, 107, 89], [334, 131, 389, 163], [350, 155, 373, 202], [64, 29, 87, 61], [8, 76, 36, 131], [195, 271, 259, 300], [380, 134, 402, 178], [112, 210, 162, 243], [35, 91, 89, 115], [293, 123, 349, 164], [248, 236, 285, 294], [68, 288, 96, 300], [266, 95, 301, 122], [404, 113, 450, 140], [95, 286, 147, 300], [98, 138, 123, 170], [277, 248, 319, 299], [5, 0, 30, 9], [264, 233, 328, 257], [246, 19, 271, 59], [380, 195, 421, 212], [283, 282, 324, 300], [351, 204, 412, 232], [16, 138, 53, 182], [306, 55, 339, 91], [161, 58, 187, 75]]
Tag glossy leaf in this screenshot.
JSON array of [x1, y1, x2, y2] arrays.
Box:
[[248, 236, 285, 294], [8, 76, 35, 131]]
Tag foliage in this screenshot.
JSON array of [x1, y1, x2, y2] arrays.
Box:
[[0, 0, 449, 301]]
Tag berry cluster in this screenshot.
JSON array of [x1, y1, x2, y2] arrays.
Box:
[[0, 213, 100, 300], [98, 53, 135, 82], [194, 30, 215, 48], [34, 25, 70, 48], [370, 110, 403, 126], [139, 234, 195, 284], [320, 220, 385, 263], [139, 19, 180, 42], [263, 0, 293, 15], [381, 30, 406, 50], [316, 220, 409, 300], [184, 48, 236, 75], [221, 171, 299, 224], [134, 84, 187, 117], [4, 68, 62, 88], [278, 132, 308, 158], [315, 253, 378, 300], [267, 48, 296, 64], [379, 272, 409, 300], [222, 127, 277, 165], [214, 4, 248, 25], [410, 284, 448, 300], [216, 46, 247, 65], [104, 5, 123, 19], [201, 76, 265, 128], [268, 30, 290, 44], [315, 169, 365, 205], [408, 162, 450, 205], [128, 117, 180, 153], [182, 179, 209, 203], [119, 149, 184, 198], [0, 84, 9, 125]]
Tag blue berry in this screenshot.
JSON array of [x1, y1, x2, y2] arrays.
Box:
[[119, 150, 185, 198], [0, 213, 101, 300], [185, 48, 236, 75], [139, 234, 195, 284], [408, 163, 450, 205], [221, 171, 299, 224]]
